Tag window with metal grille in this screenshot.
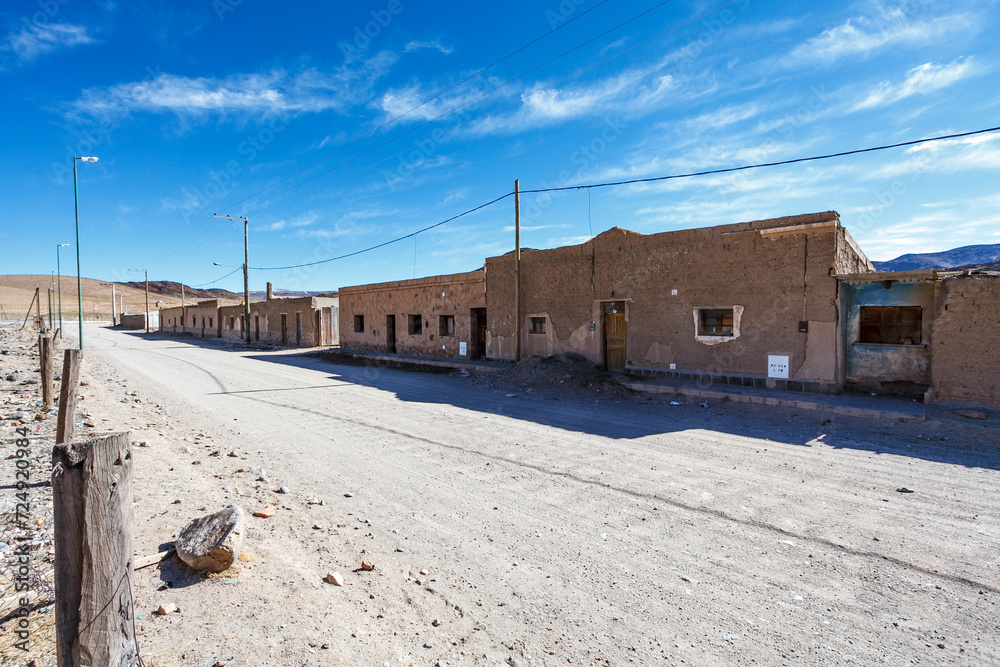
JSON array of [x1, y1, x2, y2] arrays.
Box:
[[699, 308, 734, 336], [439, 315, 455, 337], [530, 317, 546, 334], [408, 314, 423, 335], [354, 315, 364, 333], [859, 306, 922, 345]]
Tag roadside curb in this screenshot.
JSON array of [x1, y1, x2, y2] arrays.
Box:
[[622, 381, 926, 421], [321, 349, 510, 375]]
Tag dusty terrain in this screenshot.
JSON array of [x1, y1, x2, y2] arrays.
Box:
[[1, 323, 999, 666]]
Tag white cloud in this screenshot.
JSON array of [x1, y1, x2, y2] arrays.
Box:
[[403, 39, 453, 54], [867, 133, 1000, 179], [3, 22, 96, 62], [787, 9, 972, 65], [681, 103, 764, 135], [851, 58, 979, 111], [69, 52, 398, 122]]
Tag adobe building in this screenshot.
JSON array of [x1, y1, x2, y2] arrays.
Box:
[[159, 287, 338, 347], [485, 212, 874, 393], [838, 270, 1000, 403], [338, 271, 486, 358]]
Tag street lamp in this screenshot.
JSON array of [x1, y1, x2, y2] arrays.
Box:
[[56, 243, 69, 338], [73, 156, 98, 351]]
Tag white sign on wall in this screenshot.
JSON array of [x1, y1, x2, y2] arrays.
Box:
[[767, 355, 789, 379], [459, 341, 468, 356]]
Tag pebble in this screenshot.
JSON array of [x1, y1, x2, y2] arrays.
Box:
[[326, 572, 344, 586], [361, 561, 375, 571], [344, 492, 354, 498], [432, 619, 442, 627], [277, 486, 290, 494], [252, 505, 276, 518], [312, 524, 323, 530], [156, 603, 178, 616], [420, 569, 429, 576]]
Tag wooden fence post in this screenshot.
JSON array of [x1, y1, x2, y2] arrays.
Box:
[[56, 350, 81, 445], [39, 334, 54, 410], [52, 432, 139, 666]]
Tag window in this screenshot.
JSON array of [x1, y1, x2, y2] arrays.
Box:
[[530, 317, 546, 334], [859, 306, 922, 345], [230, 317, 235, 329], [192, 316, 196, 326], [699, 308, 733, 336], [209, 317, 213, 328], [354, 314, 365, 333], [408, 314, 423, 335], [439, 315, 455, 337]]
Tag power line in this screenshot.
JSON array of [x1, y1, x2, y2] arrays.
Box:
[[218, 0, 613, 214], [520, 126, 1000, 194], [193, 266, 242, 287], [237, 0, 686, 213], [249, 192, 513, 271]]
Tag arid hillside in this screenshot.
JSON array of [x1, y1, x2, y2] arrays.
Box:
[[0, 274, 191, 323]]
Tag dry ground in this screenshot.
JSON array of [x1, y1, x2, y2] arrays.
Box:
[[0, 275, 185, 324], [1, 323, 998, 666]]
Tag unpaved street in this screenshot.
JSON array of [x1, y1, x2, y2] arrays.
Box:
[[72, 325, 1000, 665]]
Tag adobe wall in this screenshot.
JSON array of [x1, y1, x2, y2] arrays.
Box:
[[486, 213, 864, 383], [339, 272, 485, 357], [931, 275, 1000, 403]]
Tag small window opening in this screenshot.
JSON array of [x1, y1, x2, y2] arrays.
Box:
[[859, 306, 922, 345], [439, 315, 455, 337], [699, 308, 734, 336], [354, 315, 365, 333], [530, 317, 546, 334], [408, 314, 423, 335]]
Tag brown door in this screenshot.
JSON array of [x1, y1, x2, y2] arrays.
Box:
[[603, 301, 626, 372], [281, 314, 287, 345], [254, 315, 260, 341], [470, 308, 487, 360], [315, 310, 323, 346], [386, 314, 396, 353]]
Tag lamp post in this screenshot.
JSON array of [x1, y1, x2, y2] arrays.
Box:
[[73, 156, 98, 351], [56, 243, 69, 338]]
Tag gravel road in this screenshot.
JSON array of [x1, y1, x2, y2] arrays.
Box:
[[74, 324, 1000, 666]]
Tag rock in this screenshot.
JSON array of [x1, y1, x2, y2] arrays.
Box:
[[83, 420, 96, 427], [182, 446, 192, 454], [896, 487, 915, 494], [326, 572, 344, 586], [344, 492, 354, 498], [277, 486, 290, 494], [80, 380, 90, 386], [312, 523, 323, 530], [361, 561, 375, 571], [228, 451, 239, 457], [432, 619, 442, 627], [155, 602, 178, 616], [423, 642, 433, 649], [954, 410, 987, 420], [138, 440, 150, 447], [420, 569, 429, 576], [253, 505, 276, 518], [175, 505, 245, 573]]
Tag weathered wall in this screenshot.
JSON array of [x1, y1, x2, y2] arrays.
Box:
[[931, 275, 1000, 403], [486, 212, 863, 383], [841, 281, 934, 387], [160, 297, 338, 347], [339, 272, 485, 357]]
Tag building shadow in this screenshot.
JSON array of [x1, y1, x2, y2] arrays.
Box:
[[224, 348, 1000, 471]]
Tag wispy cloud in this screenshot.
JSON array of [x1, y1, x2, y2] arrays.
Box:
[[69, 52, 398, 122], [851, 58, 979, 111], [259, 211, 319, 232], [403, 39, 453, 54], [3, 22, 97, 62], [787, 8, 973, 65]]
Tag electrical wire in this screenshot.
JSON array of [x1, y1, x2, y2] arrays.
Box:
[[193, 266, 243, 287], [218, 0, 613, 214], [248, 192, 513, 271], [237, 0, 685, 213], [520, 126, 1000, 194]]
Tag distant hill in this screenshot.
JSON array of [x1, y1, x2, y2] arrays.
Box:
[[248, 289, 338, 299], [874, 244, 1000, 271], [120, 280, 241, 301]]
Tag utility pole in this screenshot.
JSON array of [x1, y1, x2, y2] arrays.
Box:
[[56, 243, 69, 338], [144, 271, 150, 333], [111, 283, 116, 326], [214, 214, 252, 345], [514, 179, 521, 363]]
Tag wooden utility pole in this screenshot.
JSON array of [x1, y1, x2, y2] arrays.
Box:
[[48, 285, 55, 332], [111, 283, 117, 327], [143, 270, 150, 333], [514, 180, 522, 363], [52, 432, 139, 666], [214, 214, 252, 345], [56, 350, 82, 445], [39, 334, 54, 410]]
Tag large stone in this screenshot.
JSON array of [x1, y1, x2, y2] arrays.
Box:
[[175, 505, 245, 573]]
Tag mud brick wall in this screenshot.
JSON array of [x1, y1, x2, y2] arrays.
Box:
[[486, 212, 870, 383], [931, 275, 1000, 403], [339, 272, 485, 357]]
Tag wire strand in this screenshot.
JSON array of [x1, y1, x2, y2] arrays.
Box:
[[519, 126, 1000, 194], [193, 266, 243, 287]]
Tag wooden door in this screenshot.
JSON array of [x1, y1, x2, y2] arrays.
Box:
[[470, 308, 486, 359], [386, 314, 396, 353], [280, 314, 287, 345], [603, 301, 626, 373]]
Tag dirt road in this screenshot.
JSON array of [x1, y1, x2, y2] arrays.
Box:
[[69, 325, 1000, 665]]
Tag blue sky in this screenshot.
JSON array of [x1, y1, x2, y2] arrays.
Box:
[[2, 0, 999, 292]]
